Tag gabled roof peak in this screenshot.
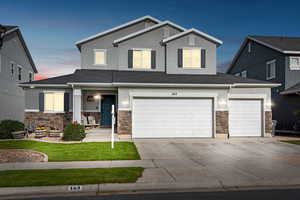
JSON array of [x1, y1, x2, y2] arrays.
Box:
[[75, 15, 161, 47]]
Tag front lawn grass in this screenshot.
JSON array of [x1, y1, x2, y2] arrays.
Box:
[[281, 140, 300, 145], [0, 140, 140, 161], [0, 167, 144, 187]]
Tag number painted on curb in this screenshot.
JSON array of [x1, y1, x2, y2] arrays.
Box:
[[68, 185, 82, 191]]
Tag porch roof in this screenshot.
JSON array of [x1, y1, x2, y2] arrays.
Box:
[[20, 69, 280, 88]]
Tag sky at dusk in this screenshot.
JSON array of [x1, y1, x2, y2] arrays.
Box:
[[1, 0, 300, 80]]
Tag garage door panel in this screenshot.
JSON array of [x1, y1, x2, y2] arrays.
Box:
[[133, 98, 212, 138], [229, 100, 262, 137]]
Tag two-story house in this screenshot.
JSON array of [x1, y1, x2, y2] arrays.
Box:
[[0, 25, 37, 122], [227, 36, 300, 130], [20, 16, 279, 139]]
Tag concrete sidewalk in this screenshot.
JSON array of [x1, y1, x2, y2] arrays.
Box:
[[0, 160, 155, 171]]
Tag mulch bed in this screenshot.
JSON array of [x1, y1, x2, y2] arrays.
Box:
[[0, 150, 48, 163]]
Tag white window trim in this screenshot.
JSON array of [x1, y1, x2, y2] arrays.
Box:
[[289, 56, 300, 70], [234, 72, 240, 76], [43, 91, 65, 113], [93, 49, 107, 66], [182, 47, 202, 69], [266, 59, 276, 80], [248, 42, 251, 53], [132, 48, 152, 69], [241, 70, 247, 78]]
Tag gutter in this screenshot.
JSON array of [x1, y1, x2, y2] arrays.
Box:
[[18, 84, 69, 88]]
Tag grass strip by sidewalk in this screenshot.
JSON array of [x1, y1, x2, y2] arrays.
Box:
[[0, 167, 144, 187], [281, 140, 300, 145], [0, 140, 140, 162]]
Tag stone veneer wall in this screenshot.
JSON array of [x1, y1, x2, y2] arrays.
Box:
[[216, 111, 229, 136], [118, 110, 132, 135], [24, 112, 72, 131], [265, 111, 272, 136]]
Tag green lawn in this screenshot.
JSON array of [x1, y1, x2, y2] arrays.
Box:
[[281, 140, 300, 145], [0, 167, 144, 187], [0, 140, 140, 162]]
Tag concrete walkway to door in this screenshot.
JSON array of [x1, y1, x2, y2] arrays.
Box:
[[82, 128, 131, 142]]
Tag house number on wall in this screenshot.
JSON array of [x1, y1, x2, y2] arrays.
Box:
[[68, 185, 82, 191], [171, 92, 178, 96]]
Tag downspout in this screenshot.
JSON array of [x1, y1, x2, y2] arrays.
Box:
[[164, 44, 167, 73], [227, 84, 233, 139]]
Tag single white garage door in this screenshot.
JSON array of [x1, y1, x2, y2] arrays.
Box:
[[229, 99, 262, 137], [132, 98, 213, 138]]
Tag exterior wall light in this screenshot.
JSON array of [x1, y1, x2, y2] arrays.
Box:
[[218, 99, 227, 106], [122, 100, 129, 106], [94, 95, 101, 100]]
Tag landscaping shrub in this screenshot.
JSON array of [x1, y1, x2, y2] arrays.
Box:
[[63, 123, 86, 141], [0, 120, 25, 139]]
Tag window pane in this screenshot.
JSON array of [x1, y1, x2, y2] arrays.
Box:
[[183, 49, 200, 68], [133, 50, 151, 69], [95, 51, 105, 65], [142, 50, 151, 68], [45, 93, 54, 111], [53, 93, 64, 112]]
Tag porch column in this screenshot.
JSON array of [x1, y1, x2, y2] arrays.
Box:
[[73, 88, 82, 124]]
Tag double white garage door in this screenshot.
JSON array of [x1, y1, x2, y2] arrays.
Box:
[[132, 98, 262, 138]]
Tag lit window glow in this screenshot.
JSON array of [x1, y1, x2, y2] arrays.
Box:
[[133, 50, 151, 69], [183, 49, 201, 68], [45, 92, 64, 112]]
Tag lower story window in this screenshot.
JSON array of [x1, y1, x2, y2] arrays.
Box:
[[44, 92, 64, 112]]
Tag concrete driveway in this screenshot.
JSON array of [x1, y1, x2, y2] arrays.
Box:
[[134, 138, 300, 189]]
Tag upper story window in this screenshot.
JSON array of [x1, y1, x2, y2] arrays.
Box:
[[181, 48, 202, 68], [29, 72, 33, 82], [266, 60, 276, 80], [290, 57, 300, 70], [17, 66, 22, 81], [10, 62, 14, 77], [44, 92, 64, 113], [94, 49, 106, 65], [248, 42, 251, 53], [132, 49, 152, 69], [241, 70, 247, 78]]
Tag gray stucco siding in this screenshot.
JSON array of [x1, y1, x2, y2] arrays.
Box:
[[80, 21, 155, 70], [116, 25, 181, 72], [24, 88, 73, 111], [166, 33, 217, 75]]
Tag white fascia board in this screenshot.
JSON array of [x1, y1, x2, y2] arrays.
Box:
[[19, 84, 69, 88], [68, 82, 114, 87], [232, 83, 281, 88], [75, 16, 161, 45], [113, 82, 231, 88], [113, 21, 186, 44], [162, 28, 223, 46], [283, 50, 300, 54]]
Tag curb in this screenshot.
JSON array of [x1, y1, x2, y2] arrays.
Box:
[[1, 182, 300, 198]]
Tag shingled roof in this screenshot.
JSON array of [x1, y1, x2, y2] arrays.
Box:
[[20, 69, 278, 87]]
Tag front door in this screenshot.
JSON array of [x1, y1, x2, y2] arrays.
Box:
[[101, 95, 115, 127]]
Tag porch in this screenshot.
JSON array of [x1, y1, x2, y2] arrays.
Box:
[[73, 88, 118, 128]]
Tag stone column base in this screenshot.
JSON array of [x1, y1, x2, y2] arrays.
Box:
[[265, 111, 272, 137], [117, 110, 132, 135], [216, 111, 229, 137]]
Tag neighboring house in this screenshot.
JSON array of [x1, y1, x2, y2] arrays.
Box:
[[0, 25, 37, 122], [20, 16, 278, 138], [227, 35, 300, 130]]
